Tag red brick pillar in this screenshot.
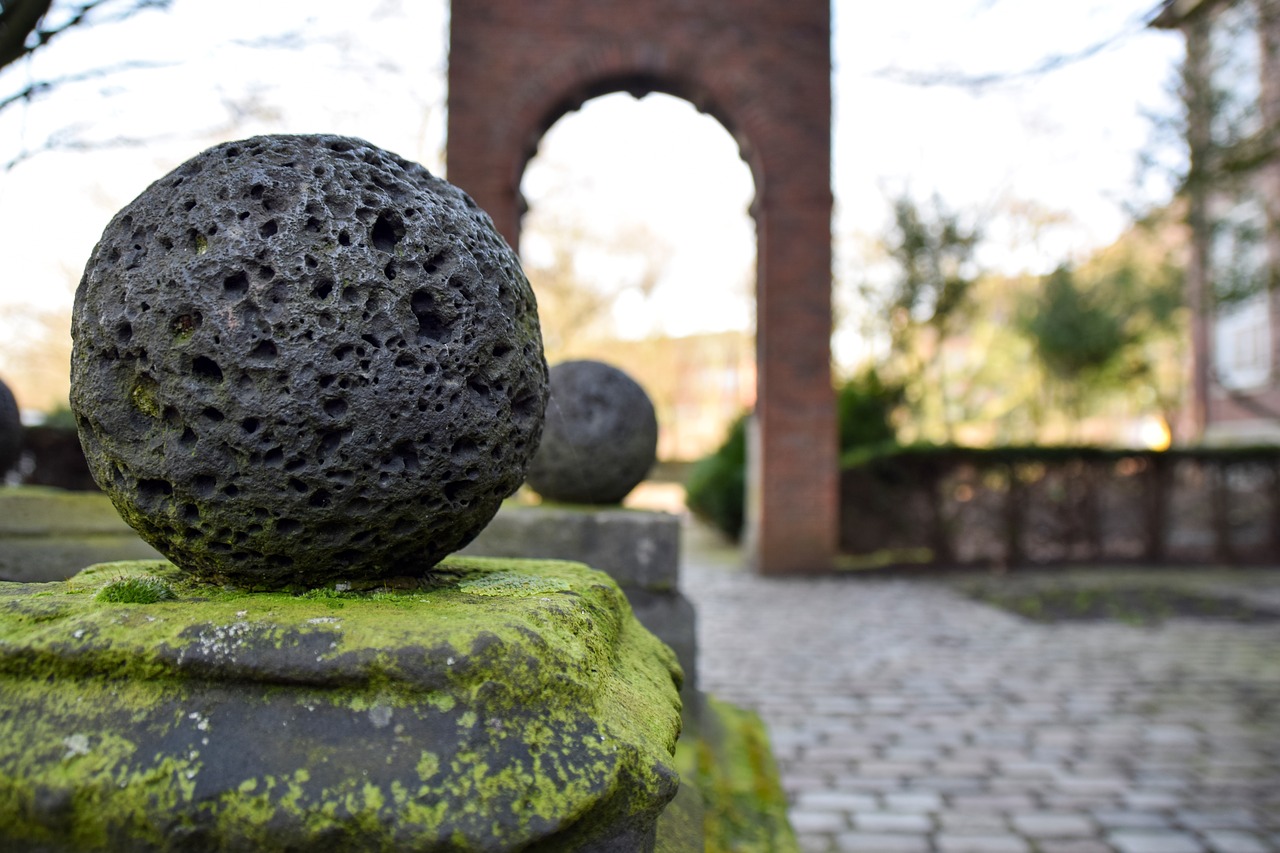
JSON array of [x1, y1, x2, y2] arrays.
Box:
[[446, 0, 837, 574]]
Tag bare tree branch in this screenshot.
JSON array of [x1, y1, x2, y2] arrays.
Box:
[[875, 14, 1148, 92], [16, 0, 171, 67], [0, 58, 170, 111], [0, 0, 53, 69]]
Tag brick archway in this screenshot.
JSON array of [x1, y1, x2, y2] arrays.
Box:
[[447, 0, 836, 574]]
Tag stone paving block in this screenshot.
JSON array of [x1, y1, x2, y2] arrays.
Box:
[[835, 832, 932, 852], [1176, 810, 1263, 831], [1199, 830, 1271, 853], [882, 792, 943, 812], [937, 812, 1009, 831], [935, 832, 1033, 852], [1037, 842, 1118, 853], [1011, 812, 1097, 838], [799, 833, 835, 853], [949, 792, 1038, 812], [1124, 790, 1184, 810], [1092, 810, 1174, 830], [852, 812, 932, 833], [791, 810, 849, 834], [795, 791, 880, 812], [1108, 830, 1208, 853]]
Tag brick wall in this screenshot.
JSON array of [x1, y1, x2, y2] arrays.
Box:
[[447, 0, 837, 573]]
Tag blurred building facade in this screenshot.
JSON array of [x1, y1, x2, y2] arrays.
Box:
[[1154, 0, 1280, 443]]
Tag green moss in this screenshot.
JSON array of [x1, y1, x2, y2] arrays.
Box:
[[0, 556, 682, 850], [95, 575, 176, 604], [129, 376, 161, 419], [688, 696, 799, 853]]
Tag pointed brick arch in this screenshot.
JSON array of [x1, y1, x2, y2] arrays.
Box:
[[447, 0, 836, 574]]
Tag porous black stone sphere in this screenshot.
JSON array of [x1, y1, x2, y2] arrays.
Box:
[[70, 134, 548, 588], [525, 360, 658, 505], [0, 377, 21, 476]]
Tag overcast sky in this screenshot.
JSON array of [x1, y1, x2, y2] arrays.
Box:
[[0, 0, 1183, 376]]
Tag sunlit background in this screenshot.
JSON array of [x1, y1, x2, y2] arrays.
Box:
[[0, 0, 1184, 455]]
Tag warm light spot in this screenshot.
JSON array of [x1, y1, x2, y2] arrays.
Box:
[[1140, 416, 1172, 451]]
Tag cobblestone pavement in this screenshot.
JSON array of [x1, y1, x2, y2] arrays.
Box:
[[680, 523, 1280, 853]]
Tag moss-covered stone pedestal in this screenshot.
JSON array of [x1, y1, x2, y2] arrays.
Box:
[[0, 557, 683, 851]]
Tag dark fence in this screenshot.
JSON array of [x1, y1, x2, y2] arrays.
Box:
[[840, 446, 1280, 568]]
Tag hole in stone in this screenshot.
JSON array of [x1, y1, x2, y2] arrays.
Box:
[[410, 290, 449, 343], [318, 374, 336, 389], [201, 407, 225, 422], [305, 216, 322, 233], [333, 345, 354, 362], [258, 265, 275, 281], [250, 184, 265, 199], [116, 322, 133, 343], [171, 313, 201, 336], [309, 489, 332, 508], [338, 230, 351, 247], [393, 441, 420, 472], [451, 438, 478, 460], [361, 334, 380, 349], [180, 427, 198, 446], [182, 504, 200, 523], [192, 356, 223, 382], [444, 481, 466, 502], [285, 458, 306, 472], [371, 210, 404, 253], [264, 448, 284, 466], [259, 220, 279, 238], [184, 199, 197, 212], [223, 271, 249, 295], [192, 475, 216, 497], [222, 484, 240, 497], [137, 479, 173, 501], [384, 260, 397, 280], [277, 519, 301, 534], [319, 429, 348, 456], [250, 340, 278, 361], [289, 478, 308, 493], [311, 279, 333, 299], [241, 417, 260, 434]]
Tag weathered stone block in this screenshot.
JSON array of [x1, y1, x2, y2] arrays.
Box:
[[0, 557, 682, 851], [70, 134, 548, 588], [462, 504, 679, 591], [0, 487, 163, 583]]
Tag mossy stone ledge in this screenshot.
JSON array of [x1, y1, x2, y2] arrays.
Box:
[[0, 556, 683, 852]]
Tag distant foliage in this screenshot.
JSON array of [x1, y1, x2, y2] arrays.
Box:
[[684, 415, 747, 541], [688, 370, 904, 540]]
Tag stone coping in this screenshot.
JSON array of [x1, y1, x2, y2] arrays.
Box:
[[0, 556, 682, 851]]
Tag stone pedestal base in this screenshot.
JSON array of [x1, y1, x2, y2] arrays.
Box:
[[0, 558, 682, 852]]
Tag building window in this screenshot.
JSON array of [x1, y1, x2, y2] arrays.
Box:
[[1208, 0, 1263, 147], [1215, 292, 1271, 390]]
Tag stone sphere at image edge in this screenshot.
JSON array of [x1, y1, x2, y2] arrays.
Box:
[[526, 360, 658, 505], [70, 134, 548, 587], [0, 377, 21, 476]]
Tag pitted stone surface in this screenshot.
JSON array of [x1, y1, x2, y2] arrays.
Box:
[[69, 135, 548, 587], [526, 360, 657, 505], [0, 377, 19, 476]]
